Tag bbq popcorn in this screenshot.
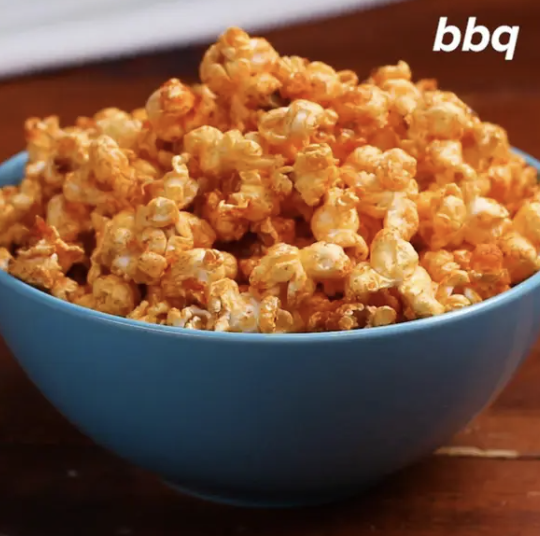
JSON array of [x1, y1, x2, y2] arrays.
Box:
[[1, 27, 538, 333]]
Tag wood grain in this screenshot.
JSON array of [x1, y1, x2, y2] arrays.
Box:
[[1, 0, 539, 533]]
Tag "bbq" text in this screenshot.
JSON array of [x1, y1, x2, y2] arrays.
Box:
[[433, 17, 520, 61]]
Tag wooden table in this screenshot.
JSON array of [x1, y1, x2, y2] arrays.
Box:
[[1, 0, 540, 533]]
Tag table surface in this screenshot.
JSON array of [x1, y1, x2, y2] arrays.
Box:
[[1, 0, 540, 534]]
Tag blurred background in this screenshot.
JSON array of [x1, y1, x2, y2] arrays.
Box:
[[0, 0, 402, 78], [0, 0, 538, 157]]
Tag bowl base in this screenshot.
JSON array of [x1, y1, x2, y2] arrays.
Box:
[[162, 479, 361, 509]]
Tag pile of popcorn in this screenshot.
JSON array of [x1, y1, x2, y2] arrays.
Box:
[[1, 28, 539, 334]]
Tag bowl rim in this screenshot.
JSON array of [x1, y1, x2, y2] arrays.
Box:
[[1, 149, 539, 344]]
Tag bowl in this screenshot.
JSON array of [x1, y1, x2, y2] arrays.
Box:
[[1, 150, 540, 508]]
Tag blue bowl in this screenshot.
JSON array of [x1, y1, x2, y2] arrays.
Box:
[[1, 150, 539, 508]]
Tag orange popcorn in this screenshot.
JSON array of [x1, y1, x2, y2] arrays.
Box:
[[2, 27, 539, 333]]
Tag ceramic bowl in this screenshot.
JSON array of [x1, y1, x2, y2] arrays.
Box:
[[0, 150, 539, 507]]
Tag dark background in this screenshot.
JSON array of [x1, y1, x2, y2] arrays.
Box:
[[1, 0, 540, 534]]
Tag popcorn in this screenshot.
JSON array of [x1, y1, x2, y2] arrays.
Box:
[[200, 27, 281, 130], [167, 305, 214, 330], [370, 229, 419, 282], [423, 140, 476, 186], [307, 301, 397, 332], [62, 135, 142, 213], [342, 146, 419, 221], [128, 297, 172, 325], [24, 116, 63, 164], [146, 80, 219, 142], [169, 211, 216, 251], [369, 61, 412, 86], [467, 243, 511, 299], [408, 91, 474, 145], [161, 248, 238, 304], [251, 216, 296, 246], [417, 184, 467, 249], [139, 197, 180, 228], [462, 196, 511, 246], [512, 200, 540, 246], [299, 242, 352, 281], [384, 193, 419, 242], [183, 126, 279, 180], [145, 155, 199, 210], [8, 218, 85, 290], [334, 84, 390, 133], [2, 27, 538, 333], [0, 178, 43, 247], [399, 266, 445, 318], [421, 249, 463, 282], [311, 187, 369, 260], [94, 108, 143, 150], [249, 243, 315, 307], [292, 143, 340, 207], [50, 276, 87, 303], [0, 247, 12, 271], [499, 231, 540, 284], [276, 57, 357, 106], [207, 278, 293, 333], [258, 100, 338, 155], [90, 274, 140, 317], [46, 194, 92, 242]]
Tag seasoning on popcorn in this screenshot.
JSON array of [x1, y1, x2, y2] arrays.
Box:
[[1, 27, 539, 333]]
